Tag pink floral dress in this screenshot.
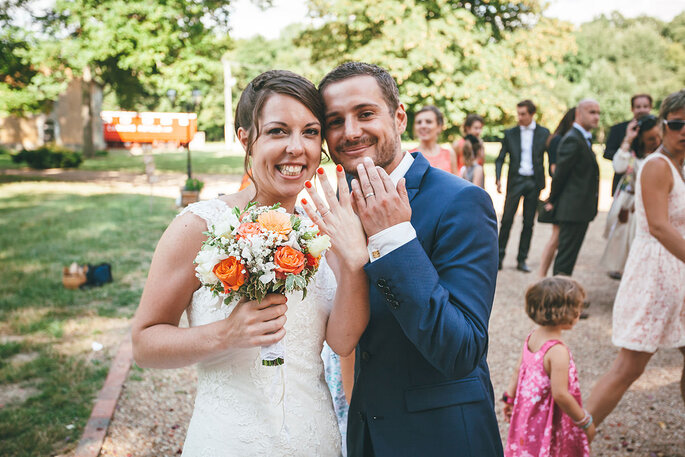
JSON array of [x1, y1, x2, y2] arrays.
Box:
[[505, 335, 589, 457]]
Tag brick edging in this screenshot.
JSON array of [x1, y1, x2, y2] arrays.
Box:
[[73, 332, 133, 457]]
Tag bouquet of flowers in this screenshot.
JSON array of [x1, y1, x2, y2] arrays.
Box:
[[193, 202, 331, 366]]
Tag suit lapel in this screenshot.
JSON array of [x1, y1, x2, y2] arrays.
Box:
[[512, 127, 522, 158], [405, 152, 430, 203], [532, 126, 543, 156]]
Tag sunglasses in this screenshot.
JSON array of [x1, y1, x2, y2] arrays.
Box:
[[663, 119, 685, 131]]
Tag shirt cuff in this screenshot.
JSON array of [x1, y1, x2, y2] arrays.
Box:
[[367, 222, 417, 262]]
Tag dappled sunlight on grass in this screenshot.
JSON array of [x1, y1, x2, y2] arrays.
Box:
[[0, 181, 178, 455], [79, 148, 246, 175]]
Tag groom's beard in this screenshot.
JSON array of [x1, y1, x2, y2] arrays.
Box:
[[335, 134, 401, 177]]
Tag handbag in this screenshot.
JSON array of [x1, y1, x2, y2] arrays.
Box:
[[537, 199, 556, 224]]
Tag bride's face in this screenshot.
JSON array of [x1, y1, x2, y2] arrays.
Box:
[[249, 94, 322, 206]]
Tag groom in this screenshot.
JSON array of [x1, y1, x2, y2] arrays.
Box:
[[319, 62, 502, 456]]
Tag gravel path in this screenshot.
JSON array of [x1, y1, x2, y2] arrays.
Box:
[[97, 214, 684, 457], [33, 169, 679, 457]]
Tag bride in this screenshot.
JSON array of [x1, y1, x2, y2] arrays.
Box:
[[131, 70, 369, 456]]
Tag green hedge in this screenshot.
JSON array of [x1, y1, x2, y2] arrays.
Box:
[[11, 146, 83, 169]]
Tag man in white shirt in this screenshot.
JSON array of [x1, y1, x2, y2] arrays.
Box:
[[318, 62, 502, 457], [495, 100, 550, 272]]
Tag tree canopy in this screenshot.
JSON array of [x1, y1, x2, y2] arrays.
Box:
[[2, 0, 684, 143]]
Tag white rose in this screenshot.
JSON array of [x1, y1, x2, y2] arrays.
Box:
[[213, 213, 239, 238], [195, 246, 228, 285], [307, 234, 331, 258]]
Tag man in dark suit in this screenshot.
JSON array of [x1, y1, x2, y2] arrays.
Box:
[[548, 99, 601, 276], [319, 62, 502, 457], [495, 100, 550, 272], [603, 94, 652, 195]]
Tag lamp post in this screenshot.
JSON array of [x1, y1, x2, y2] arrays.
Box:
[[185, 89, 203, 180], [166, 89, 177, 107], [221, 57, 237, 146]]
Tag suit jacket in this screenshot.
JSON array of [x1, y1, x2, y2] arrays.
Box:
[[495, 124, 550, 191], [347, 152, 503, 457], [603, 120, 629, 160], [549, 127, 600, 222]]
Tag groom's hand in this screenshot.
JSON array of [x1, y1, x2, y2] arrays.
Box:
[[351, 156, 411, 237]]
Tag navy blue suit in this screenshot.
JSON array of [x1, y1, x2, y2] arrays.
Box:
[[347, 152, 503, 457]]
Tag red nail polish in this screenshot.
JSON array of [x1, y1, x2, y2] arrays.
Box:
[[317, 167, 324, 174], [305, 181, 312, 189], [336, 164, 343, 172], [301, 198, 307, 205]]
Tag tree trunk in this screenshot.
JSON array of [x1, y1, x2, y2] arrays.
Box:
[[81, 66, 94, 158]]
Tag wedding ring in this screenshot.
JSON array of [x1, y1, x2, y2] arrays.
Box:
[[320, 208, 331, 217], [364, 192, 375, 199]]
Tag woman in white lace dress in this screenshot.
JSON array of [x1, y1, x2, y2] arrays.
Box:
[[132, 70, 369, 456], [587, 90, 685, 427]]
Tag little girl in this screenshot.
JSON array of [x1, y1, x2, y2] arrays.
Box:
[[503, 276, 595, 456]]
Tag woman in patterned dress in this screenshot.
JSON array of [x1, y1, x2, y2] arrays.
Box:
[[586, 89, 685, 427]]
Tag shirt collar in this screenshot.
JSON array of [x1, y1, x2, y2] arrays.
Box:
[[388, 151, 414, 186], [573, 122, 593, 140], [520, 121, 536, 131]]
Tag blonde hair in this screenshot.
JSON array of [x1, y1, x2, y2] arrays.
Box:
[[525, 276, 586, 326]]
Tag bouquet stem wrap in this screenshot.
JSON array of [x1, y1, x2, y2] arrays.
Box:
[[261, 340, 285, 366]]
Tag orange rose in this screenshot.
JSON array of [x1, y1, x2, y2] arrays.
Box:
[[305, 253, 319, 270], [274, 246, 305, 278], [237, 222, 262, 239], [213, 257, 248, 293], [257, 210, 292, 236]]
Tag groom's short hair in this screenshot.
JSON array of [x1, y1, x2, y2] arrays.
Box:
[[319, 62, 400, 114]]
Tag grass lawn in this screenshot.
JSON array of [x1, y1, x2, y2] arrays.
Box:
[[0, 180, 178, 456], [79, 148, 246, 175], [0, 147, 246, 175]]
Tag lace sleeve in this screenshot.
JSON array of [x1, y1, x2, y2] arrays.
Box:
[[177, 199, 227, 229]]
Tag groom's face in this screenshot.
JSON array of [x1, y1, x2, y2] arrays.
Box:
[[322, 75, 406, 175]]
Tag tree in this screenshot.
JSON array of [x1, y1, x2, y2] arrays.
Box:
[[296, 0, 571, 139], [3, 0, 233, 154], [559, 13, 685, 134]]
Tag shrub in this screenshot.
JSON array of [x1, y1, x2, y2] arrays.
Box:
[[11, 146, 83, 169], [184, 177, 204, 191]]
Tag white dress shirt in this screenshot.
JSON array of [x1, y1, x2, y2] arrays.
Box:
[[573, 122, 593, 148], [367, 152, 417, 262], [518, 121, 536, 176]]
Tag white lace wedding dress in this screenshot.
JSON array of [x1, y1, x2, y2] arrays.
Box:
[[178, 200, 342, 457]]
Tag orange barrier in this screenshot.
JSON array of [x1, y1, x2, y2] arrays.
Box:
[[101, 111, 197, 146]]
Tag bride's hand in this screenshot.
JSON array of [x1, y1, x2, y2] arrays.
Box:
[[216, 293, 287, 349], [302, 165, 368, 270]]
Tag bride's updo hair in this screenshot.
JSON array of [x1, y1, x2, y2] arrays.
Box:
[[235, 70, 325, 192]]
